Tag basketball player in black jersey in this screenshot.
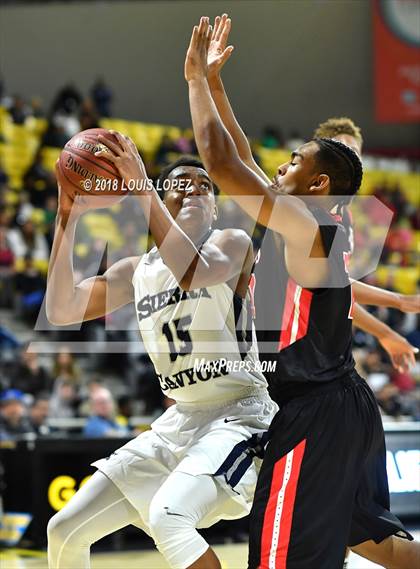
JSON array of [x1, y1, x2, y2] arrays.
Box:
[[313, 117, 419, 375], [185, 17, 417, 569]]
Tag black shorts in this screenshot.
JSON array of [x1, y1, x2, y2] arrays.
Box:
[[248, 372, 412, 569]]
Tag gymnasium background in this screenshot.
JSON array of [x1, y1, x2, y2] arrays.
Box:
[[0, 0, 419, 561]]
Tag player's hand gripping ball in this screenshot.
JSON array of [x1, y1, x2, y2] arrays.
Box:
[[58, 128, 127, 209]]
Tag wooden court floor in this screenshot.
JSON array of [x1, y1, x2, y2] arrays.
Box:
[[0, 544, 393, 569]]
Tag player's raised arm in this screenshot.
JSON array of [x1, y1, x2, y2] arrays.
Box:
[[95, 133, 254, 292], [186, 20, 315, 231], [207, 14, 270, 184], [186, 18, 331, 287], [46, 164, 137, 326]]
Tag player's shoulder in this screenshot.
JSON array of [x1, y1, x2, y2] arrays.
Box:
[[210, 228, 253, 248], [107, 255, 142, 279]]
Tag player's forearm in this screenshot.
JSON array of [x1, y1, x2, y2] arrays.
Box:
[[352, 303, 392, 340], [46, 212, 81, 324], [352, 280, 400, 309], [208, 75, 254, 166], [189, 77, 245, 181]]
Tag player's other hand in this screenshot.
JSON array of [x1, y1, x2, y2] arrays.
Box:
[[378, 329, 419, 373], [95, 132, 148, 189], [208, 14, 234, 80], [185, 17, 212, 82], [397, 293, 420, 314]]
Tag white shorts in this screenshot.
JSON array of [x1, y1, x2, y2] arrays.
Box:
[[93, 388, 278, 530]]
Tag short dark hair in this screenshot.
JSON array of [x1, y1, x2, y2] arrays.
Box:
[[313, 138, 363, 206], [156, 156, 217, 198], [157, 156, 204, 188]]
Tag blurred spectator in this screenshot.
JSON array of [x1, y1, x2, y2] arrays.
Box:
[[91, 77, 113, 118], [173, 129, 196, 155], [51, 110, 80, 139], [116, 395, 133, 428], [261, 126, 283, 149], [42, 120, 69, 148], [14, 254, 46, 324], [390, 369, 416, 393], [384, 219, 413, 265], [0, 325, 20, 352], [155, 135, 176, 166], [23, 149, 56, 208], [0, 227, 15, 266], [360, 349, 390, 393], [9, 95, 31, 125], [406, 315, 420, 349], [79, 98, 100, 131], [0, 227, 15, 306], [53, 347, 80, 384], [43, 195, 58, 249], [83, 387, 130, 438], [29, 393, 51, 436], [8, 347, 52, 397], [49, 379, 79, 419], [51, 83, 82, 115], [7, 218, 49, 264], [0, 389, 33, 440], [30, 96, 45, 119], [78, 378, 103, 417], [376, 382, 405, 418]]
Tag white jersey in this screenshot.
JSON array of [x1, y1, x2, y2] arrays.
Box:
[[133, 237, 268, 403]]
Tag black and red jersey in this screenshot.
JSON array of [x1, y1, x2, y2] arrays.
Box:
[[254, 206, 355, 401]]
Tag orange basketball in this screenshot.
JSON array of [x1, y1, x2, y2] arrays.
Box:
[[58, 128, 125, 197]]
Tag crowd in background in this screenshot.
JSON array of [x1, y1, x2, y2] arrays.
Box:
[[0, 81, 419, 441]]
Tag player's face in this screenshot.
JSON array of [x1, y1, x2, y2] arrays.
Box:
[[332, 134, 362, 156], [271, 142, 321, 197], [163, 166, 216, 230]]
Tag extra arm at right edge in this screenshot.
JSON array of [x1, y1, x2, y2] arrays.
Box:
[[352, 303, 418, 372]]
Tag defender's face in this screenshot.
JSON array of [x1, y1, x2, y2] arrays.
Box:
[[271, 142, 319, 197], [163, 166, 216, 228]]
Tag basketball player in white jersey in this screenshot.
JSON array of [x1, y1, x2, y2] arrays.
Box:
[[46, 155, 277, 569]]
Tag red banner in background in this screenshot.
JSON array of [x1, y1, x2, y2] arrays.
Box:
[[374, 0, 420, 123]]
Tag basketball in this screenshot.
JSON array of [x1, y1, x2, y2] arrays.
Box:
[[58, 128, 125, 197]]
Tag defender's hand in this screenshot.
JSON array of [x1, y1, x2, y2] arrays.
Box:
[[185, 17, 212, 82], [208, 14, 234, 80]]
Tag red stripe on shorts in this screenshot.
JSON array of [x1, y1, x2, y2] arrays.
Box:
[[259, 439, 306, 569]]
